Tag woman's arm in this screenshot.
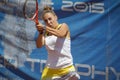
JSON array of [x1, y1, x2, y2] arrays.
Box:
[[36, 33, 45, 48], [36, 23, 45, 48], [46, 23, 69, 38]]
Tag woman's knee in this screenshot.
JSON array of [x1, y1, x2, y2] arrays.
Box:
[[68, 75, 79, 80]]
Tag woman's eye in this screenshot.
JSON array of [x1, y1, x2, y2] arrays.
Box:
[[48, 18, 52, 20], [44, 19, 47, 22]]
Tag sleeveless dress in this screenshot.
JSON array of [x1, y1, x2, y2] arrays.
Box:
[[41, 24, 80, 80]]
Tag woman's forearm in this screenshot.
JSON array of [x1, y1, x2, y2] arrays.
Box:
[[36, 33, 44, 48]]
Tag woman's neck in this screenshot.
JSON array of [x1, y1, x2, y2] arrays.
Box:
[[54, 24, 60, 29], [53, 22, 59, 29]]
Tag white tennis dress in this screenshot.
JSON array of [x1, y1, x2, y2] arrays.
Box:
[[41, 24, 80, 80], [45, 35, 73, 69]]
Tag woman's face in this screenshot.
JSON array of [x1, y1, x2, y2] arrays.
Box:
[[43, 12, 58, 28]]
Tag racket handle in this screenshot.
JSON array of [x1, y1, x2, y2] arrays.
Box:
[[36, 21, 39, 25], [35, 18, 39, 25], [36, 22, 43, 27]]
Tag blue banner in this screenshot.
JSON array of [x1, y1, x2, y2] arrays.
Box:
[[0, 0, 120, 80]]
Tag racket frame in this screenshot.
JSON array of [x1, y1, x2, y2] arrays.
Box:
[[23, 0, 39, 24]]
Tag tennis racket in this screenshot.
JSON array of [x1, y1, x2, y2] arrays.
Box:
[[23, 0, 39, 25]]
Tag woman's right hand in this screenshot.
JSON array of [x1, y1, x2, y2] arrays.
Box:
[[36, 23, 44, 32]]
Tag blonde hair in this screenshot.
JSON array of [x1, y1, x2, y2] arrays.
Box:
[[41, 6, 56, 19]]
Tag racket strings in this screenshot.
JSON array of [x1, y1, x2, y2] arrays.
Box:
[[23, 0, 52, 24], [24, 0, 37, 19]]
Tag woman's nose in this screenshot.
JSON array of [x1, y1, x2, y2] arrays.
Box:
[[47, 20, 51, 24]]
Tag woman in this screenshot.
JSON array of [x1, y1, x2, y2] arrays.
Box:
[[36, 6, 80, 80]]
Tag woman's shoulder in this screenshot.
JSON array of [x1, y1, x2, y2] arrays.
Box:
[[60, 23, 69, 29], [60, 23, 70, 39], [61, 23, 68, 26]]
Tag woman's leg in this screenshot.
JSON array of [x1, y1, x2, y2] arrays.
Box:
[[68, 75, 79, 80]]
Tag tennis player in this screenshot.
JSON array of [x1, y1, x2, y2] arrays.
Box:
[[36, 6, 80, 80]]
